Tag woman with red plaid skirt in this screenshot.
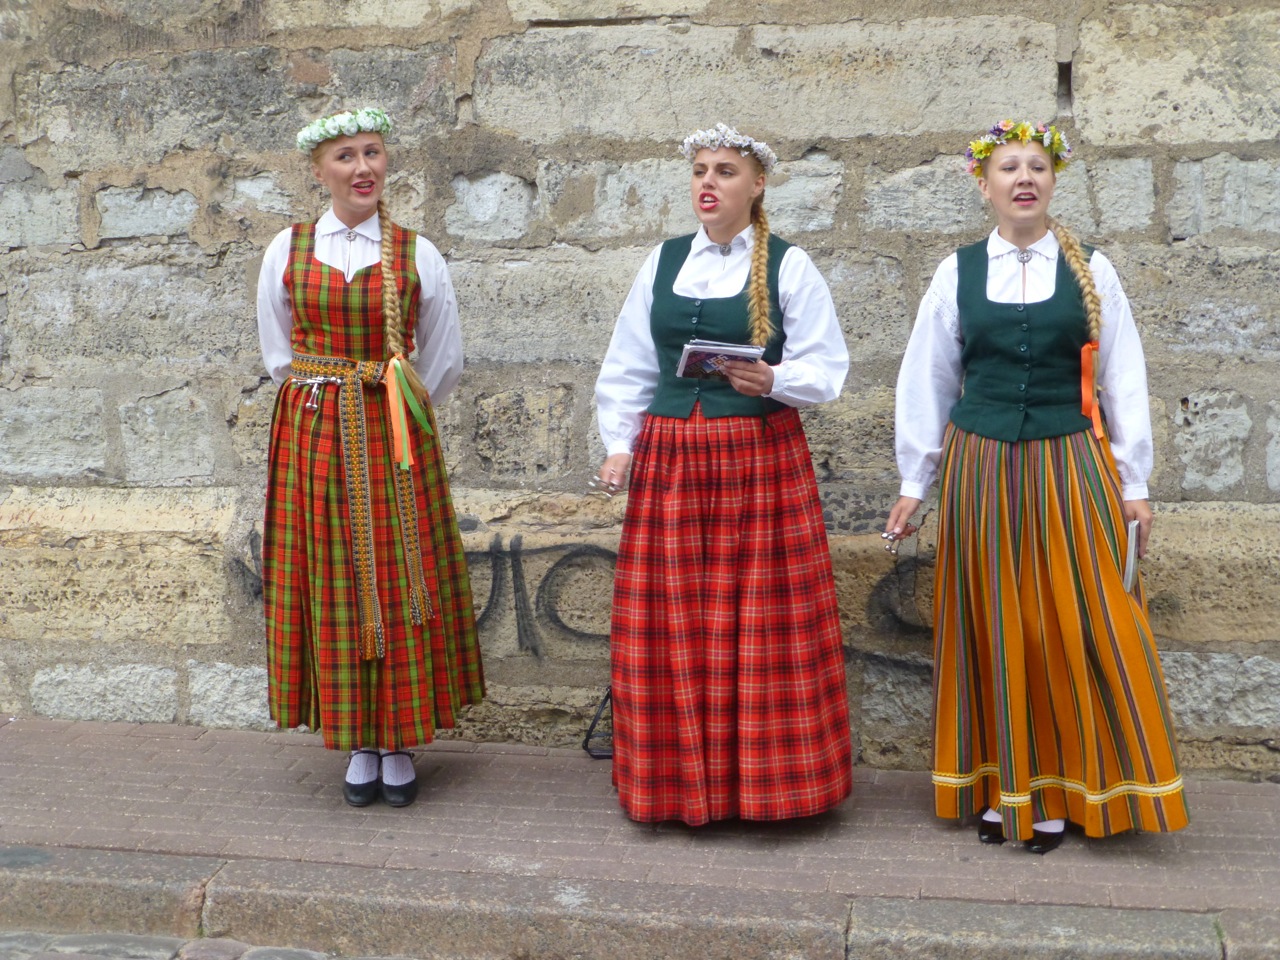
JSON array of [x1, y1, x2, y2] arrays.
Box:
[[257, 108, 483, 808], [594, 124, 853, 825]]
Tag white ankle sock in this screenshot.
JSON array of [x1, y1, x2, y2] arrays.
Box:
[[346, 749, 379, 785], [380, 750, 415, 786], [982, 807, 1003, 823], [1033, 818, 1065, 833]]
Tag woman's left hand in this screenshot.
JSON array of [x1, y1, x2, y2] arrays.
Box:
[[723, 359, 775, 397], [1123, 498, 1153, 558]]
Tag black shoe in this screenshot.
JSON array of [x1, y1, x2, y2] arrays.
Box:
[[1026, 828, 1065, 855], [343, 749, 381, 807], [379, 750, 419, 808], [977, 807, 1005, 844]]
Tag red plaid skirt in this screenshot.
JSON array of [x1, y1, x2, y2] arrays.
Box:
[[610, 404, 852, 824]]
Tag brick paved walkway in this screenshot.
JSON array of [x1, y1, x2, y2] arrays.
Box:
[[1, 717, 1277, 958]]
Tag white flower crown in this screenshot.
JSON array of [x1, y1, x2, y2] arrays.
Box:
[[678, 123, 777, 175], [296, 107, 393, 154]]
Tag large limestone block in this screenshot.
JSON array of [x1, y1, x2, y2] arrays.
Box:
[[95, 187, 199, 240], [0, 487, 237, 646], [755, 152, 845, 236], [862, 157, 985, 234], [119, 385, 218, 485], [0, 180, 79, 248], [538, 158, 688, 247], [1105, 242, 1280, 361], [12, 246, 260, 369], [1270, 402, 1280, 494], [1075, 5, 1280, 145], [188, 661, 272, 729], [263, 0, 464, 30], [473, 385, 575, 482], [474, 19, 1056, 141], [0, 388, 107, 479], [446, 172, 537, 242], [450, 247, 644, 362], [16, 45, 455, 171], [1169, 154, 1280, 238], [1161, 652, 1280, 732], [29, 664, 178, 723], [813, 252, 911, 364], [508, 0, 708, 19], [1172, 390, 1250, 496], [1142, 502, 1280, 644]]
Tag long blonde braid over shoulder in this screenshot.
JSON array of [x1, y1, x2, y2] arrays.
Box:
[[1048, 216, 1102, 342], [377, 198, 430, 403], [746, 194, 774, 347]]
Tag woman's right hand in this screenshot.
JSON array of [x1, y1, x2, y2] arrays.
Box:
[[593, 453, 632, 495], [883, 496, 923, 542]]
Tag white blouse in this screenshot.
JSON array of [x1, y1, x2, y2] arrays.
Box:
[[256, 208, 464, 404], [895, 228, 1153, 502], [595, 225, 850, 456]]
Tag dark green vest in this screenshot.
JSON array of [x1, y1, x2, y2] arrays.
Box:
[[646, 233, 790, 419], [948, 240, 1095, 441]]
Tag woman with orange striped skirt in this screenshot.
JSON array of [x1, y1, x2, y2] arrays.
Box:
[[257, 108, 483, 808], [595, 124, 853, 825], [884, 120, 1188, 853]]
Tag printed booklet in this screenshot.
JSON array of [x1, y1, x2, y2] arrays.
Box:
[[1122, 518, 1140, 592], [675, 339, 765, 380]]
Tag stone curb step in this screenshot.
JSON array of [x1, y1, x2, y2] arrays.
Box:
[[3, 845, 1277, 959]]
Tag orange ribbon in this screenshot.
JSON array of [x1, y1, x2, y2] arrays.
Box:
[[384, 355, 433, 471], [1080, 340, 1104, 440]]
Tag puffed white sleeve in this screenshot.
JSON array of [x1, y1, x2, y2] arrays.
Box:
[[412, 236, 464, 405], [895, 255, 964, 501], [1091, 251, 1153, 501], [766, 247, 849, 406], [595, 246, 662, 457], [256, 228, 295, 385]]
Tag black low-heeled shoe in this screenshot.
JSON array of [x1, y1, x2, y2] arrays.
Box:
[[342, 749, 381, 807], [977, 807, 1006, 844], [379, 750, 419, 808], [1026, 828, 1065, 855]]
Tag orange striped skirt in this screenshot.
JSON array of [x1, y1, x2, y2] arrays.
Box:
[[932, 424, 1189, 840]]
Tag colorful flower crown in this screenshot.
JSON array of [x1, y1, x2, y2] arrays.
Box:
[[296, 107, 393, 154], [679, 123, 778, 175], [965, 120, 1072, 178]]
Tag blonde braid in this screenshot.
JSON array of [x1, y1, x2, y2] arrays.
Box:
[[1047, 216, 1101, 342], [378, 198, 430, 403], [746, 195, 774, 347]]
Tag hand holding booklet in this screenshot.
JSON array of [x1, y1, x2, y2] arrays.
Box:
[[1122, 518, 1140, 592], [676, 339, 765, 380]]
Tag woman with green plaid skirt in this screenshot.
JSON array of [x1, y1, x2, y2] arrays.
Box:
[[257, 108, 484, 808]]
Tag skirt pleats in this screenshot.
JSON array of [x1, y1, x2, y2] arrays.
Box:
[[932, 424, 1189, 840], [610, 404, 852, 824]]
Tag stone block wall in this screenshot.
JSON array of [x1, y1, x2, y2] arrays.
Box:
[[1, 0, 1277, 778]]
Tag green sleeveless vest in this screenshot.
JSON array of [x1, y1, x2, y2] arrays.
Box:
[[645, 233, 790, 419], [948, 240, 1095, 441]]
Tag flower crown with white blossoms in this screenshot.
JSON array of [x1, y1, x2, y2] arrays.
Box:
[[296, 107, 393, 154], [965, 119, 1072, 178], [679, 123, 778, 175]]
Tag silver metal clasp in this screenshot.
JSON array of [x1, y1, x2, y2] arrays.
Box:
[[294, 376, 342, 410]]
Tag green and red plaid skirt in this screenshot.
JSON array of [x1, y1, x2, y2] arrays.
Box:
[[610, 404, 853, 823], [263, 223, 483, 751]]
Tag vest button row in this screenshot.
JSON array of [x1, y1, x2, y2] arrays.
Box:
[[1016, 304, 1025, 312], [1019, 344, 1027, 353], [1017, 403, 1025, 411], [1021, 323, 1029, 331], [1018, 384, 1026, 392], [693, 386, 700, 395], [693, 300, 701, 306]]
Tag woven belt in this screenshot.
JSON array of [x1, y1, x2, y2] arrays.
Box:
[[292, 353, 435, 659]]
